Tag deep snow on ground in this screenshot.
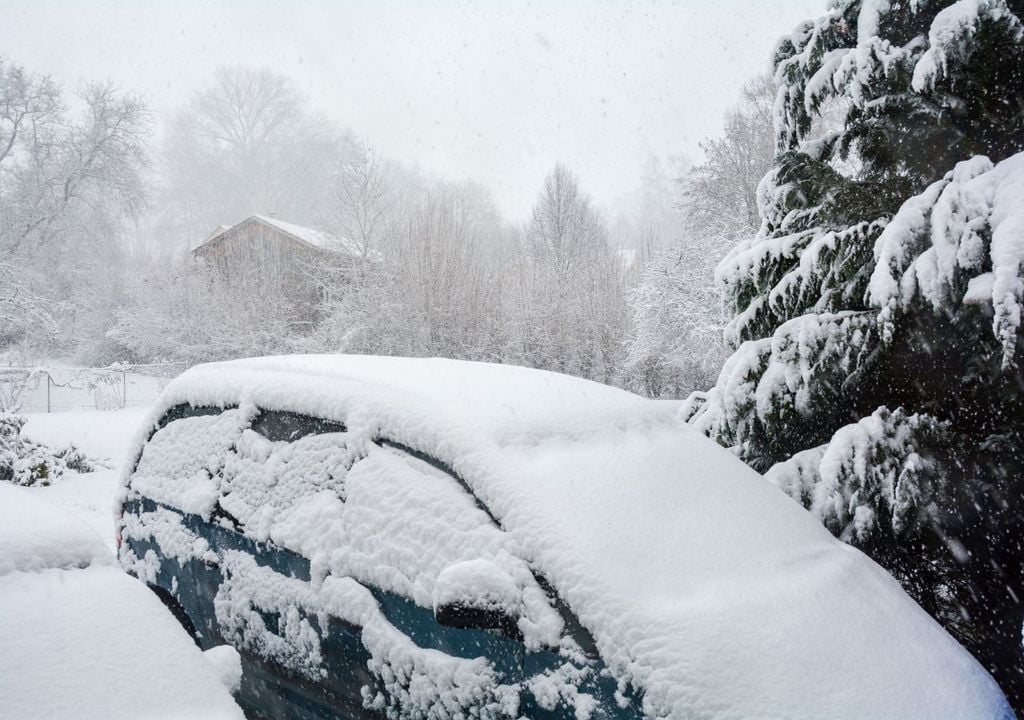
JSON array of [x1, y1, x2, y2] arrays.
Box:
[[19, 408, 146, 554], [0, 482, 245, 720], [0, 482, 113, 575], [25, 470, 120, 554], [22, 407, 147, 463]]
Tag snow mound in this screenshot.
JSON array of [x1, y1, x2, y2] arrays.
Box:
[[0, 565, 244, 720], [0, 482, 111, 575], [123, 354, 1012, 720], [204, 645, 244, 694], [433, 559, 521, 617]]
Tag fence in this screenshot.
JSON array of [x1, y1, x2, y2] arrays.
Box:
[[0, 363, 187, 413]]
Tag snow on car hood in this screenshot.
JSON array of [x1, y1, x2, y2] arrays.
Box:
[[125, 354, 1012, 720]]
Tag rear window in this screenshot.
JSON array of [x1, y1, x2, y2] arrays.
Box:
[[130, 407, 254, 517], [218, 416, 357, 546], [249, 410, 346, 443], [130, 406, 351, 524]]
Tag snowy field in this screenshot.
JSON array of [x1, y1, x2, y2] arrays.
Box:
[[20, 408, 148, 554]]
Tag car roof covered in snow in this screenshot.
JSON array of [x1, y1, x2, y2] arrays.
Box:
[[138, 354, 658, 444], [125, 354, 1011, 720]]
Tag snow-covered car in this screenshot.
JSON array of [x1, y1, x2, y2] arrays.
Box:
[[0, 482, 244, 720], [118, 355, 1012, 720]]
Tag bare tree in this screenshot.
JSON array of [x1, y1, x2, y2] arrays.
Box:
[[514, 165, 627, 383], [624, 75, 775, 397], [319, 145, 399, 258], [159, 66, 347, 251], [527, 164, 609, 278], [0, 59, 150, 359], [681, 74, 775, 240], [313, 178, 507, 361]]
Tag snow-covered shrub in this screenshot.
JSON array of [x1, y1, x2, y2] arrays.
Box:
[[0, 413, 94, 486]]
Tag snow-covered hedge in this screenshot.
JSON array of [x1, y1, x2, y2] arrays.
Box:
[[0, 413, 93, 486]]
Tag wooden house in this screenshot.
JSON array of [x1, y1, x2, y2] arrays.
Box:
[[190, 215, 359, 325]]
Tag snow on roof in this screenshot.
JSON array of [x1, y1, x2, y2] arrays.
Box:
[[190, 224, 230, 253], [124, 354, 1011, 720], [191, 215, 362, 256], [251, 215, 350, 252]]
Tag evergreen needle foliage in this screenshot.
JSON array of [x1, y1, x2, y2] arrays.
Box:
[[684, 0, 1024, 707]]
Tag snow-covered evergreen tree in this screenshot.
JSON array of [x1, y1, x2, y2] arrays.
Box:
[[683, 0, 1024, 705]]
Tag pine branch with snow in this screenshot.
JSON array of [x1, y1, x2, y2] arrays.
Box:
[[686, 0, 1024, 706]]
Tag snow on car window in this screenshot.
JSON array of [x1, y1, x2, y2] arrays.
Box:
[[208, 433, 576, 716], [129, 407, 254, 518], [219, 427, 358, 553], [218, 436, 567, 653], [333, 444, 564, 650]]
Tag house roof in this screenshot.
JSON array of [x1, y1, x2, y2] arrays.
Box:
[[189, 224, 230, 253], [190, 215, 360, 256]]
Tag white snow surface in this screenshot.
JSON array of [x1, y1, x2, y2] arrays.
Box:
[[24, 469, 121, 555], [204, 645, 244, 694], [0, 483, 243, 719], [123, 354, 1011, 720], [0, 482, 112, 575], [21, 407, 150, 462], [0, 565, 245, 720]]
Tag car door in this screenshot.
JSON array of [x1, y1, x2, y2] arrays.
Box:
[[211, 409, 380, 720], [336, 439, 639, 720], [123, 405, 379, 720], [126, 405, 640, 720]]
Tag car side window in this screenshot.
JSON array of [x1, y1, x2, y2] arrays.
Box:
[[336, 441, 566, 653], [249, 410, 346, 443], [153, 404, 226, 431], [218, 411, 358, 547], [130, 405, 251, 518]]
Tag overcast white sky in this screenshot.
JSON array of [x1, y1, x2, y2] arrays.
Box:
[[1, 0, 821, 220]]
